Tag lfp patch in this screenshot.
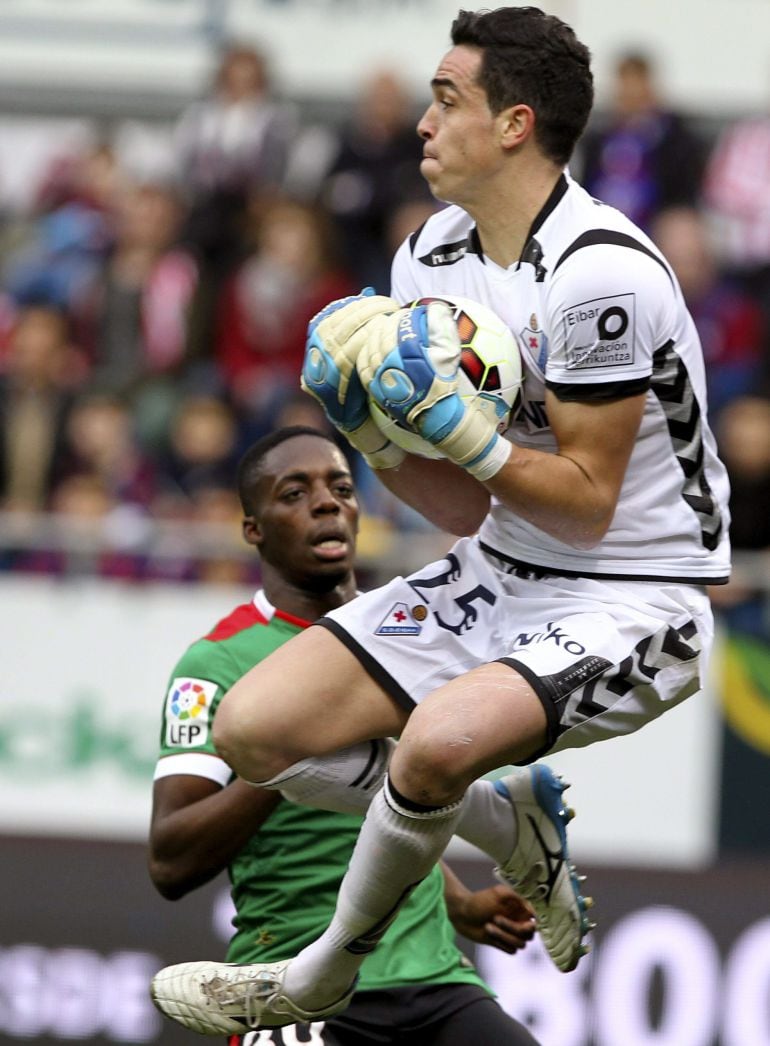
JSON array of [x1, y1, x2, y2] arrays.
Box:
[[165, 677, 218, 748], [376, 603, 423, 636]]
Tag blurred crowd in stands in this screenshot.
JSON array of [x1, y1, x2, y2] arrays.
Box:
[[0, 43, 769, 596]]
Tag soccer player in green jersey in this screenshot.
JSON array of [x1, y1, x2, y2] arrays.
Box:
[[149, 426, 540, 1045]]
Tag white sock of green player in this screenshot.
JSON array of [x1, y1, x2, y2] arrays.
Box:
[[259, 749, 518, 860], [256, 739, 394, 814], [283, 774, 464, 1009]]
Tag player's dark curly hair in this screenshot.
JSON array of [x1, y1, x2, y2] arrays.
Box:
[[237, 426, 338, 515], [451, 6, 593, 166]]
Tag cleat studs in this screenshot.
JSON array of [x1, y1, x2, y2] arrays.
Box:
[[579, 944, 591, 957], [577, 875, 588, 884], [587, 921, 597, 931]]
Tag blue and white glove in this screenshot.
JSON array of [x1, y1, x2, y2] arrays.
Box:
[[302, 288, 406, 469], [357, 303, 512, 481]]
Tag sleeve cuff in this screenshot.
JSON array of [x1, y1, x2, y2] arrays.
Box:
[[153, 752, 233, 786]]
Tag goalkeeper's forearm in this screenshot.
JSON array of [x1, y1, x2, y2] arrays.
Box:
[[374, 454, 491, 534]]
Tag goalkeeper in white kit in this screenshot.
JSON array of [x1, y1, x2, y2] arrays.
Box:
[[152, 4, 731, 1034]]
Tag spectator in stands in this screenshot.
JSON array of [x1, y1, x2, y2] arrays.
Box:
[[578, 51, 707, 233], [140, 476, 257, 587], [77, 180, 198, 398], [13, 471, 148, 580], [270, 387, 335, 437], [38, 473, 117, 577], [174, 42, 297, 213], [709, 395, 770, 631], [174, 42, 300, 357], [703, 107, 770, 320], [54, 391, 158, 511], [0, 305, 85, 511], [1, 142, 119, 315], [651, 206, 768, 423], [214, 194, 355, 430], [715, 396, 770, 553], [319, 69, 428, 291], [33, 140, 122, 218], [157, 394, 243, 501], [188, 482, 256, 586]]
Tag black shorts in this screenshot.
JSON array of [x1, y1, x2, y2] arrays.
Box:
[[227, 983, 539, 1045]]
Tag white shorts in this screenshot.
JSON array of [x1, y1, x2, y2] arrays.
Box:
[[319, 536, 713, 759]]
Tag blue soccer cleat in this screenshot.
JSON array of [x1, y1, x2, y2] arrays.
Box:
[[493, 765, 594, 972]]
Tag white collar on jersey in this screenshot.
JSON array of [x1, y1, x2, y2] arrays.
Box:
[[252, 588, 276, 620]]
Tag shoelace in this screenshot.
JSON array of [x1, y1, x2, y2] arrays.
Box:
[[514, 862, 550, 899], [200, 971, 281, 1029]]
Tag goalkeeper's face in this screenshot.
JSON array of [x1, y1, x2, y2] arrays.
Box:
[[417, 45, 508, 208], [244, 434, 359, 592]]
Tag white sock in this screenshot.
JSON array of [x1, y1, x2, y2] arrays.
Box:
[[262, 751, 518, 858], [283, 775, 463, 1009], [260, 745, 518, 863], [454, 777, 519, 865], [250, 739, 394, 814]]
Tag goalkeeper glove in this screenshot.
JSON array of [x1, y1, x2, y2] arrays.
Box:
[[357, 303, 512, 481], [302, 289, 406, 469]]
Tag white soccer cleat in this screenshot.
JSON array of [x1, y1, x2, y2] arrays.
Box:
[[493, 765, 594, 973], [150, 959, 356, 1035]]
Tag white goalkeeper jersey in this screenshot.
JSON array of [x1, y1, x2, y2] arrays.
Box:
[[390, 172, 731, 584]]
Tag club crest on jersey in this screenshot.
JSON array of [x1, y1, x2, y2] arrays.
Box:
[[376, 602, 423, 635], [519, 322, 549, 372], [562, 293, 636, 369], [164, 677, 217, 747]]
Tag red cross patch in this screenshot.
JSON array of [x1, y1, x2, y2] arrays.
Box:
[[375, 602, 422, 636]]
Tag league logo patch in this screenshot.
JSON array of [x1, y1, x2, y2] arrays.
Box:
[[376, 603, 423, 636], [562, 293, 636, 370], [164, 677, 218, 748]]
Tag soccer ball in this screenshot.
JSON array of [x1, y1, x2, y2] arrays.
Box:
[[369, 295, 522, 460]]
